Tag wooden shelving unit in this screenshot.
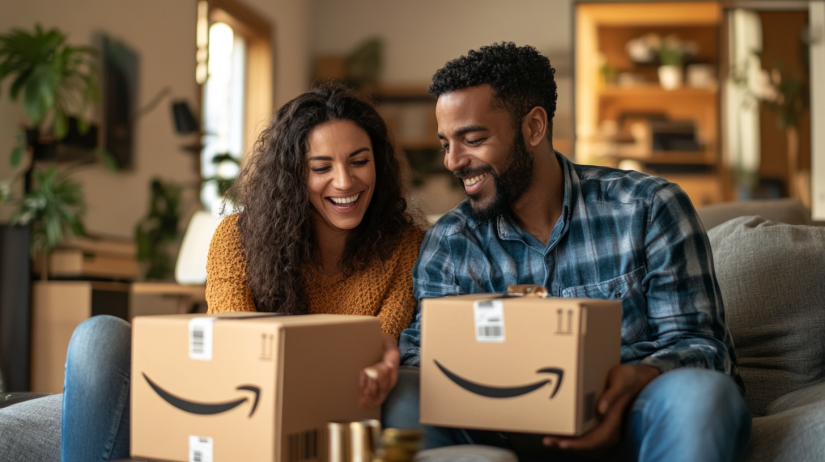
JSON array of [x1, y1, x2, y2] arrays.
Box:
[[369, 85, 441, 152], [598, 85, 717, 98], [575, 1, 728, 207]]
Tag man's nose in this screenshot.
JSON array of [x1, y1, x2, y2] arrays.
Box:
[[443, 145, 470, 173]]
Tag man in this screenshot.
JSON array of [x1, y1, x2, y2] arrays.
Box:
[[388, 43, 751, 461]]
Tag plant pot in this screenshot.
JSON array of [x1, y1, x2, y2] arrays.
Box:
[[25, 128, 56, 161], [0, 224, 32, 391], [658, 65, 683, 90]]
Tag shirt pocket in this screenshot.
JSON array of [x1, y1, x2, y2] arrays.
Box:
[[561, 266, 647, 344]]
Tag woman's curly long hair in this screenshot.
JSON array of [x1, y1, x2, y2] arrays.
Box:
[[228, 83, 414, 314]]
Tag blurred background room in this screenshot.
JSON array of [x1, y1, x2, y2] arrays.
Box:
[[0, 0, 823, 393]]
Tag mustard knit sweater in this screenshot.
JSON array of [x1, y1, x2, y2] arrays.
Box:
[[205, 214, 424, 339]]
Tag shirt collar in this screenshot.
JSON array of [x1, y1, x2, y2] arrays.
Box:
[[496, 151, 574, 252]]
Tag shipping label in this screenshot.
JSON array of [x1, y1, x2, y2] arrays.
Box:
[[473, 300, 505, 342], [189, 318, 217, 360]]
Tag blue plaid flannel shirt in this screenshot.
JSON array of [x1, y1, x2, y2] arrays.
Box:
[[399, 153, 742, 389]]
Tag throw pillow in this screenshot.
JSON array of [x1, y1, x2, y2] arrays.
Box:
[[708, 216, 825, 416]]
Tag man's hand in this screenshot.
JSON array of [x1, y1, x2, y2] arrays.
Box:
[[358, 333, 400, 408], [543, 364, 660, 452]]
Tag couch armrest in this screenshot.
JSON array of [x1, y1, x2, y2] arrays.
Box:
[[0, 392, 52, 410], [766, 382, 825, 416]]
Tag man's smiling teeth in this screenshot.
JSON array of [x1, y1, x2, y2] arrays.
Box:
[[330, 193, 359, 204], [463, 173, 488, 186]]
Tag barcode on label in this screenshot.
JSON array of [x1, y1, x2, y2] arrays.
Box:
[[287, 429, 319, 462], [192, 329, 204, 353], [477, 325, 503, 338], [473, 300, 505, 342], [189, 435, 213, 462], [189, 318, 216, 360]]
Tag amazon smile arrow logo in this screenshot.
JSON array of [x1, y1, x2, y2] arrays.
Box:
[[434, 360, 564, 399], [143, 373, 261, 417]]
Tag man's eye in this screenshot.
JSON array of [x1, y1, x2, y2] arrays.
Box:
[[467, 138, 486, 145], [440, 144, 449, 152]]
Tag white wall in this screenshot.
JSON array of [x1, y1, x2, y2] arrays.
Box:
[[0, 0, 311, 237], [245, 0, 312, 108], [310, 0, 575, 215], [310, 0, 573, 84], [309, 0, 573, 137]]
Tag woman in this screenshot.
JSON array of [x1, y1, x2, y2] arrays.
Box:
[[60, 83, 425, 461]]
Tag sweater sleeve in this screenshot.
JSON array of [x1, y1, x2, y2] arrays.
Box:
[[205, 214, 257, 313], [375, 227, 425, 340]]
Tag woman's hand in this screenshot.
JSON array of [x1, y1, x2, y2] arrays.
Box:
[[358, 333, 400, 408]]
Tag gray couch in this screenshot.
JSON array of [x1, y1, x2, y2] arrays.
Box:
[[2, 200, 824, 462], [700, 202, 825, 462]]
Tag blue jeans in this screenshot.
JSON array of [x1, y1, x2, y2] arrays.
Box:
[[382, 366, 752, 462], [62, 315, 132, 461]]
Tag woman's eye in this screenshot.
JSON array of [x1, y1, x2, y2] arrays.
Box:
[[311, 167, 330, 173], [352, 159, 370, 166]]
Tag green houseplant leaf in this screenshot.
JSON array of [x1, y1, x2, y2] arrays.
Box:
[[0, 24, 98, 132], [93, 148, 120, 172], [10, 129, 26, 167], [135, 179, 183, 280], [8, 165, 86, 257]]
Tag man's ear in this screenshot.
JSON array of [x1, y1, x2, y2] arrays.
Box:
[[523, 107, 548, 148]]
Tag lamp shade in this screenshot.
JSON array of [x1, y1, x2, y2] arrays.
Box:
[[175, 211, 223, 285], [171, 101, 199, 134]]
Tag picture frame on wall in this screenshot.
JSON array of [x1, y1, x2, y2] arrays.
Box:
[[100, 34, 140, 170]]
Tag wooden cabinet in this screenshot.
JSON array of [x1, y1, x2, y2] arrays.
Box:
[[30, 281, 129, 393], [575, 2, 729, 207]]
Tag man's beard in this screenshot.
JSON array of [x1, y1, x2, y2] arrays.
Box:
[[457, 134, 534, 223]]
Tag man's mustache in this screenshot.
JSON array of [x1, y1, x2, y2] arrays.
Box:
[[454, 166, 493, 181]]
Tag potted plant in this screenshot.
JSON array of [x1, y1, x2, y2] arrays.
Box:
[[1, 24, 116, 277], [657, 38, 684, 90], [751, 65, 808, 202], [135, 179, 183, 281], [0, 24, 100, 162], [7, 166, 86, 278]]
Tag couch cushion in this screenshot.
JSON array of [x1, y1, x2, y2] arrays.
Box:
[[0, 393, 62, 462], [745, 400, 825, 462], [415, 446, 517, 462], [708, 216, 825, 416], [765, 381, 825, 416]]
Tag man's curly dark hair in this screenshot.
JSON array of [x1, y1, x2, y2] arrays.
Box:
[[428, 42, 557, 138]]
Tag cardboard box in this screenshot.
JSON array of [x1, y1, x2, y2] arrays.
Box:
[[131, 312, 383, 462], [420, 295, 622, 436], [31, 281, 129, 393]]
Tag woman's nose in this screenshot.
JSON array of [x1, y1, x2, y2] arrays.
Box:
[[332, 166, 355, 190]]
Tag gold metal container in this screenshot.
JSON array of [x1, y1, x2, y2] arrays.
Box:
[[328, 419, 382, 462], [375, 428, 423, 462]]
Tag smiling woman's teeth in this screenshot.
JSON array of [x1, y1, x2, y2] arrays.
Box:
[[464, 173, 487, 186], [330, 193, 359, 204]]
